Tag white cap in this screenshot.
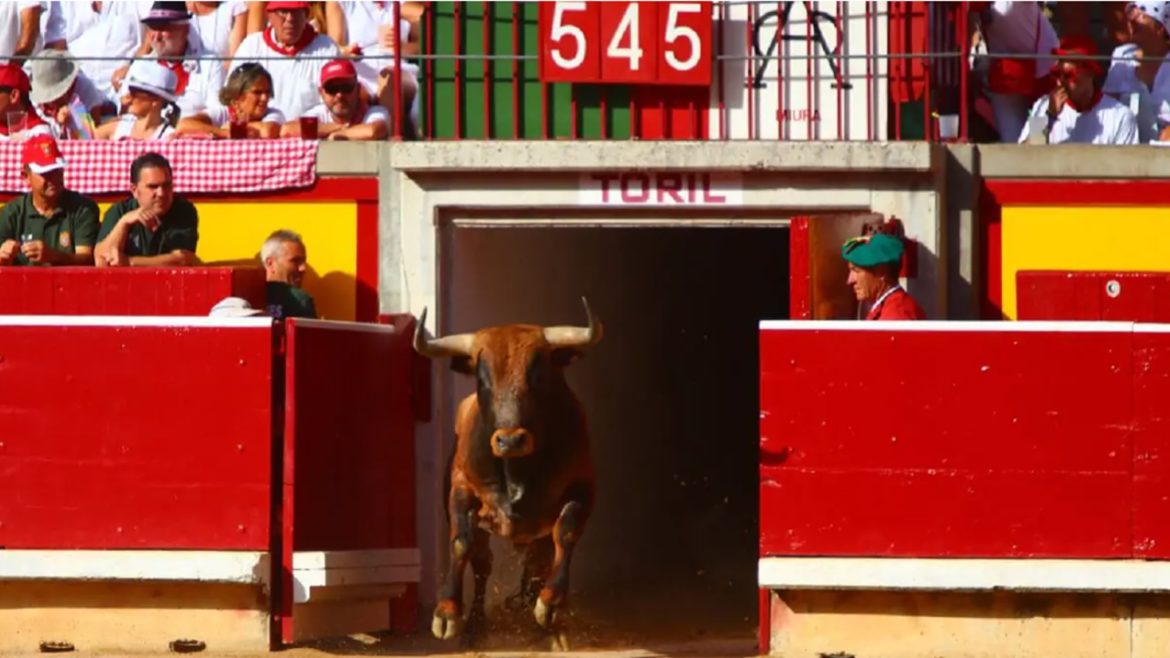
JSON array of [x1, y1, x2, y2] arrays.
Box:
[[1135, 1, 1170, 33], [125, 60, 179, 103], [210, 297, 266, 318]]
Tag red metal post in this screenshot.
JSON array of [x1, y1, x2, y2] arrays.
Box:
[[836, 0, 844, 140], [746, 0, 754, 140], [805, 0, 813, 140], [865, 1, 873, 140], [541, 81, 550, 138], [425, 0, 434, 139], [776, 1, 784, 140], [392, 1, 403, 139], [959, 1, 970, 141], [717, 0, 726, 140], [922, 2, 932, 142], [454, 1, 463, 139]]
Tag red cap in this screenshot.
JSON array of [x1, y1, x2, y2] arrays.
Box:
[[266, 1, 309, 10], [21, 135, 66, 174], [320, 58, 357, 85], [1052, 35, 1103, 77], [0, 64, 30, 93]]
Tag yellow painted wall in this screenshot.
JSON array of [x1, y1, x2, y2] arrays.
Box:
[[97, 201, 359, 321], [1001, 206, 1170, 319]]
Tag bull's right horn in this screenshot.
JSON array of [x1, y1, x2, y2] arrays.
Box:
[[543, 296, 603, 348], [413, 307, 476, 358]]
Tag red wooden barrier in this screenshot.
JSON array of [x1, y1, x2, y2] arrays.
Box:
[[1017, 271, 1170, 323], [0, 317, 275, 549], [759, 321, 1170, 560], [0, 267, 266, 317], [280, 317, 419, 642]]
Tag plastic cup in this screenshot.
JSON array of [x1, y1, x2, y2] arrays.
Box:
[[938, 114, 959, 140], [228, 119, 248, 139], [299, 116, 319, 140]]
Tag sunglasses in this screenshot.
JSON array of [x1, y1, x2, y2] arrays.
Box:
[[323, 81, 356, 95]]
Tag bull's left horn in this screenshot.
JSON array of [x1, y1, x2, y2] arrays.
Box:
[[413, 307, 476, 358], [542, 297, 603, 348]]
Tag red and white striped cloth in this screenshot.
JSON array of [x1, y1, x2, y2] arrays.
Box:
[[0, 139, 319, 194]]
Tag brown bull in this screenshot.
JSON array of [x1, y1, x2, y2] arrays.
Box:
[[413, 298, 602, 647]]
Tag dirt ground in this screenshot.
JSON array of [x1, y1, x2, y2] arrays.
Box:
[[0, 631, 759, 658]]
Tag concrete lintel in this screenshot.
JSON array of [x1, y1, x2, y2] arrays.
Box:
[[388, 141, 938, 173], [0, 550, 268, 584], [316, 141, 386, 175], [979, 144, 1170, 179]]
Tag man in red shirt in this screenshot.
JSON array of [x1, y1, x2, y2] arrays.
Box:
[[0, 64, 47, 139], [842, 233, 926, 320]]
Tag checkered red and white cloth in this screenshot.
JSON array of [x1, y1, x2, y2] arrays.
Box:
[[0, 140, 319, 194]]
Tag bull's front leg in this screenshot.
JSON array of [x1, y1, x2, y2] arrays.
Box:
[[433, 487, 479, 640], [533, 487, 592, 644]]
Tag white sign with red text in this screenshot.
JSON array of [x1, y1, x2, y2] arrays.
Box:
[[579, 172, 743, 206]]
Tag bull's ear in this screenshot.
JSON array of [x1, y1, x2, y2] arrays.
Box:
[[450, 355, 475, 375], [551, 347, 585, 367]]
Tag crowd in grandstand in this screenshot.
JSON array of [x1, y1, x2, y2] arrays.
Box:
[[969, 1, 1170, 144], [0, 0, 419, 142]]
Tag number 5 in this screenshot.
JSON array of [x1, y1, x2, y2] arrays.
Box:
[[663, 3, 702, 72], [550, 2, 587, 70]]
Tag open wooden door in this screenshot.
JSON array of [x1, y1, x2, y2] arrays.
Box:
[[278, 316, 421, 645], [789, 213, 885, 320]]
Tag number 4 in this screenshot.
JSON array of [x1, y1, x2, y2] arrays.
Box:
[[607, 3, 643, 71], [664, 3, 701, 72]]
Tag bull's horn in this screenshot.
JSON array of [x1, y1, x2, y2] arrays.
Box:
[[543, 297, 603, 348], [413, 307, 476, 358]]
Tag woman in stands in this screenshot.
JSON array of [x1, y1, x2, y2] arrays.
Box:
[[1103, 1, 1170, 142], [95, 61, 180, 141], [175, 63, 284, 139]]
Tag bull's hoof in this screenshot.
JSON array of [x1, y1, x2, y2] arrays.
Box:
[[431, 602, 464, 640], [549, 629, 571, 652], [533, 597, 559, 629]]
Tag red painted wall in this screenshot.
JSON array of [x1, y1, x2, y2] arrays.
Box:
[[1017, 271, 1170, 322], [759, 324, 1170, 559], [0, 267, 266, 316], [0, 322, 275, 549]]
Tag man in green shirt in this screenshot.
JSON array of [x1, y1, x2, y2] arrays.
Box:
[[0, 136, 99, 266], [261, 229, 318, 319], [95, 152, 200, 267]]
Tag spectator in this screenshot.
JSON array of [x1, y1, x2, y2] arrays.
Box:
[[230, 1, 340, 120], [1020, 36, 1140, 145], [116, 1, 226, 119], [0, 136, 99, 267], [334, 0, 422, 134], [94, 152, 198, 267], [0, 2, 45, 63], [841, 233, 925, 321], [282, 59, 388, 140], [210, 296, 267, 317], [190, 1, 249, 65], [0, 64, 49, 139], [176, 62, 283, 138], [40, 2, 67, 50], [1104, 1, 1170, 142], [975, 1, 1059, 142], [261, 229, 317, 319], [29, 51, 111, 139], [95, 60, 179, 140], [63, 3, 144, 104]]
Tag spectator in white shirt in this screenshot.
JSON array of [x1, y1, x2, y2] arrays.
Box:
[[120, 1, 225, 119], [29, 51, 112, 139], [978, 1, 1060, 142], [229, 1, 340, 121], [65, 3, 147, 105], [282, 58, 389, 141], [1103, 1, 1170, 142], [96, 60, 179, 141], [0, 2, 45, 63], [334, 0, 420, 136], [176, 62, 284, 139], [190, 1, 248, 64], [1020, 35, 1140, 145]]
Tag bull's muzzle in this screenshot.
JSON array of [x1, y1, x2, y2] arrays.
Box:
[[490, 428, 534, 458]]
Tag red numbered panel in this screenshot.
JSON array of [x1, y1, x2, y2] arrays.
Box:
[[540, 1, 712, 86]]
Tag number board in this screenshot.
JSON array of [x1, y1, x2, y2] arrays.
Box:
[[539, 1, 712, 86]]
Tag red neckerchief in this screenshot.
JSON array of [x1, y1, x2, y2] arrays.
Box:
[[1068, 87, 1103, 113], [262, 25, 318, 56], [159, 60, 190, 95]]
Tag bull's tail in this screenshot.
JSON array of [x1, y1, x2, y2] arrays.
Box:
[[442, 435, 457, 520]]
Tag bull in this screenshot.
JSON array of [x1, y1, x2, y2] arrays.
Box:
[[413, 297, 602, 648]]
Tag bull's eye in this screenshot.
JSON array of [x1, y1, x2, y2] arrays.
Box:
[[476, 356, 493, 392]]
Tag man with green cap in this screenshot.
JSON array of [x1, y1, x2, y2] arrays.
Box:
[[841, 232, 925, 320]]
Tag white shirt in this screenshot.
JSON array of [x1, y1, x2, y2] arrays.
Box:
[[40, 1, 66, 47], [67, 11, 142, 104], [1019, 93, 1141, 145], [202, 105, 286, 126], [339, 0, 418, 94], [0, 1, 46, 62], [229, 29, 340, 120], [111, 112, 176, 141], [191, 0, 247, 58], [151, 40, 225, 119], [1103, 44, 1170, 143], [983, 1, 1059, 79], [303, 102, 390, 127]]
